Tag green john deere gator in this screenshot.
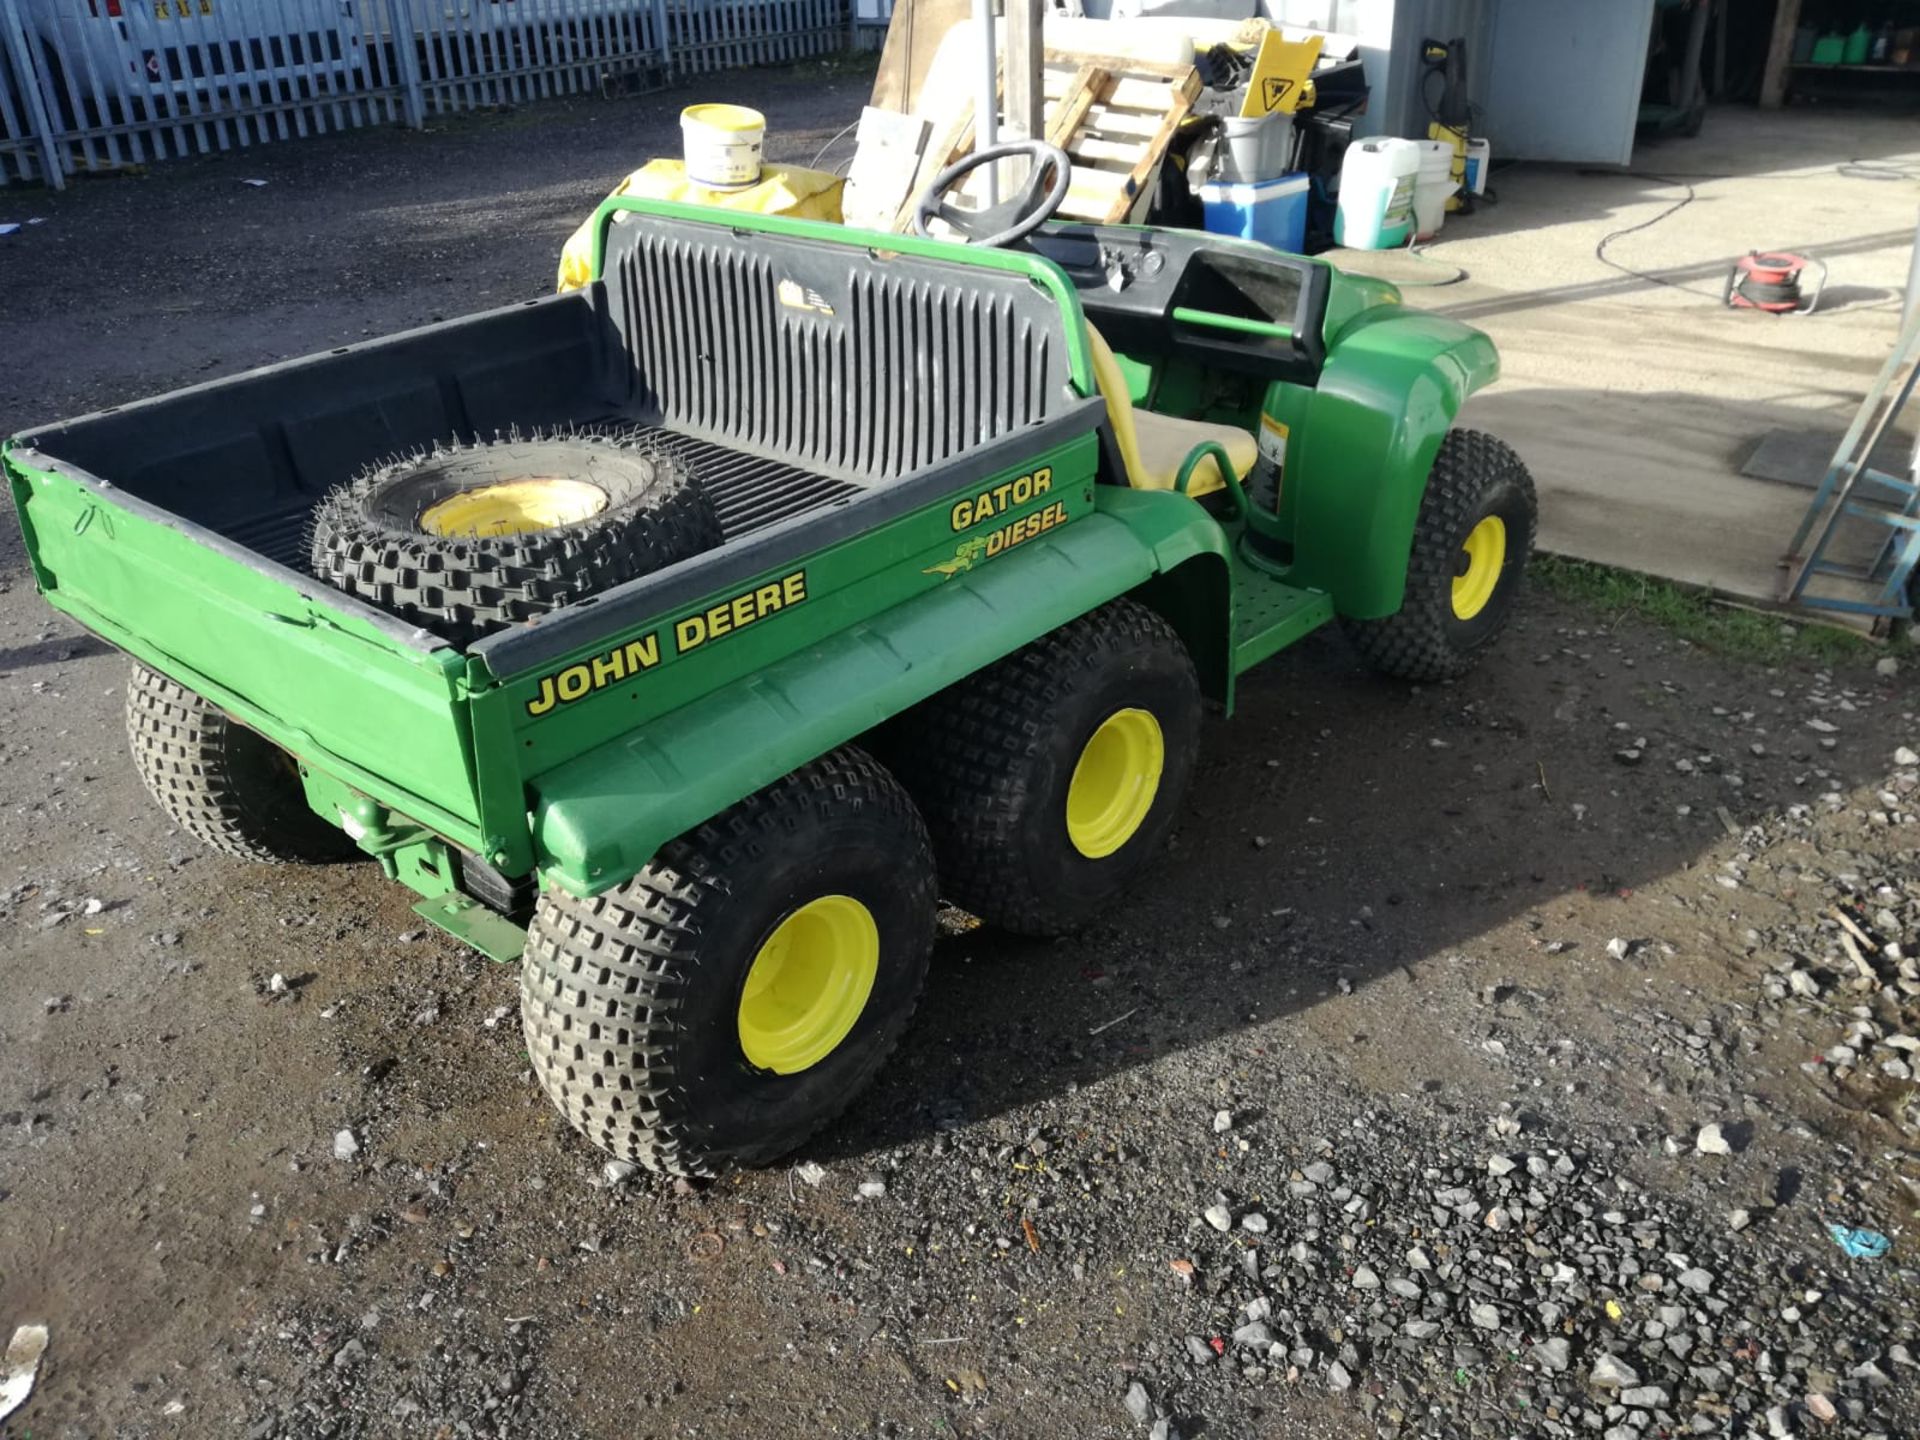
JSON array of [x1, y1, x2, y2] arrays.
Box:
[[3, 141, 1536, 1176]]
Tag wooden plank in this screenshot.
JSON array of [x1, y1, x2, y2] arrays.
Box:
[[845, 106, 932, 232], [1041, 65, 1082, 99], [892, 97, 975, 232], [1058, 167, 1129, 222], [1063, 165, 1129, 193], [870, 0, 972, 113], [1712, 0, 1726, 99], [1102, 67, 1199, 224], [1077, 106, 1168, 141], [1041, 46, 1191, 80], [1045, 65, 1110, 149], [1043, 62, 1095, 105], [1004, 0, 1045, 142], [1069, 135, 1144, 166], [1759, 0, 1802, 109], [1058, 192, 1119, 222], [1104, 75, 1188, 112]]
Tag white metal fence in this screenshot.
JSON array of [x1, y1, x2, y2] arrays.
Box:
[[0, 0, 849, 189]]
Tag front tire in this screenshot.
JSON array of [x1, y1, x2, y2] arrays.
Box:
[[126, 663, 359, 864], [1342, 428, 1536, 682], [519, 748, 937, 1177], [882, 599, 1202, 937]]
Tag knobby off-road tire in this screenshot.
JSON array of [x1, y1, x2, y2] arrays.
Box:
[[520, 748, 937, 1177], [126, 663, 358, 864], [1342, 428, 1537, 683], [882, 599, 1202, 938], [309, 434, 722, 648]]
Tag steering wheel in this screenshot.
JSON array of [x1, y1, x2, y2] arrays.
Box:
[[912, 139, 1073, 248]]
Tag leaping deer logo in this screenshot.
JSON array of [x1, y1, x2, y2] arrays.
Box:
[[922, 537, 988, 579]]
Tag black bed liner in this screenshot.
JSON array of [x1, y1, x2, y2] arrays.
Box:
[[222, 426, 859, 572]]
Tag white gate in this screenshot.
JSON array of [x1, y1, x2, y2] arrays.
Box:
[[0, 0, 850, 188]]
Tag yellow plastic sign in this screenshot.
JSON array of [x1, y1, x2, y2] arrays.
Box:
[[1240, 32, 1323, 118]]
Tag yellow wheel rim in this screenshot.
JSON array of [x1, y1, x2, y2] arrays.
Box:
[[418, 478, 608, 539], [1066, 708, 1165, 860], [736, 895, 879, 1074], [1451, 514, 1508, 621]]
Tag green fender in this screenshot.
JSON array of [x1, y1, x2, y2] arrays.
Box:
[[1284, 306, 1500, 619], [530, 493, 1231, 898]]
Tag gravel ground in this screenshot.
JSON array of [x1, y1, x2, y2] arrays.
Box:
[[3, 67, 1919, 1440]]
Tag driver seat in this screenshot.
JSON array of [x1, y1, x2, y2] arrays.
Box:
[[1084, 323, 1258, 500]]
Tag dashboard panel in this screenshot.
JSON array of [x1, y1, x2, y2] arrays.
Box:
[[1024, 222, 1331, 386]]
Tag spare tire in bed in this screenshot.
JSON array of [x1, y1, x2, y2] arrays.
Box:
[[310, 434, 723, 647]]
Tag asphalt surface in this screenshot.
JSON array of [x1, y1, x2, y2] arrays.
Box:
[[2, 65, 1918, 1440]]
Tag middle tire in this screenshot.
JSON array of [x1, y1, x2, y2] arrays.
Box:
[[882, 598, 1202, 937], [519, 747, 937, 1176], [310, 433, 722, 647]]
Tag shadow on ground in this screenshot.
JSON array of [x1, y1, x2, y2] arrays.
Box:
[[0, 632, 112, 671], [810, 602, 1902, 1164]]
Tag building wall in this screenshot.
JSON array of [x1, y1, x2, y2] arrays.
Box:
[[1266, 0, 1645, 160], [1258, 0, 1393, 135], [1481, 0, 1652, 163], [1081, 0, 1641, 159], [1256, 0, 1493, 138]]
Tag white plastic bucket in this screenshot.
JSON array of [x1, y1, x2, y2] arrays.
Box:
[[1217, 113, 1294, 184], [1411, 139, 1456, 240], [1465, 137, 1491, 195], [681, 104, 765, 190], [1334, 138, 1418, 250]]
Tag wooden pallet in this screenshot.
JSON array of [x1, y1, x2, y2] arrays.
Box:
[[889, 48, 1198, 232], [1041, 50, 1200, 225]]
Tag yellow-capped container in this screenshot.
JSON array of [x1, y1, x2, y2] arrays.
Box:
[[681, 104, 765, 190]]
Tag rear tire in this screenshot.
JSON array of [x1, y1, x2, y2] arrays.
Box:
[[880, 599, 1201, 937], [126, 663, 358, 864], [1341, 428, 1536, 682], [519, 747, 936, 1177], [310, 433, 721, 648]]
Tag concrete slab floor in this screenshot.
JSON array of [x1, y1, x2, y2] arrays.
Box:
[[1330, 106, 1920, 619]]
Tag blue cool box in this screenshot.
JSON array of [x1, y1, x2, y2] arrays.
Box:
[[1199, 172, 1310, 256]]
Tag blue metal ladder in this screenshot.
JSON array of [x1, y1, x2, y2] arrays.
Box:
[[1782, 312, 1920, 627]]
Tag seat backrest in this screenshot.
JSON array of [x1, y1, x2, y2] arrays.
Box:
[[1083, 322, 1146, 488], [600, 211, 1077, 482]]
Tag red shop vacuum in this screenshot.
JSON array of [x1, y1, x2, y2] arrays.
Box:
[[1725, 251, 1825, 316]]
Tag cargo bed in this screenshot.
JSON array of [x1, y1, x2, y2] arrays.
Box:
[[4, 204, 1104, 886], [9, 285, 1041, 643]]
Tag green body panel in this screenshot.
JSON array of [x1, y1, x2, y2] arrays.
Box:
[[1230, 553, 1337, 669], [6, 449, 484, 847], [1322, 270, 1405, 338], [488, 435, 1099, 775], [1145, 354, 1267, 435], [1276, 304, 1499, 618], [411, 893, 529, 964], [531, 487, 1247, 898]]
